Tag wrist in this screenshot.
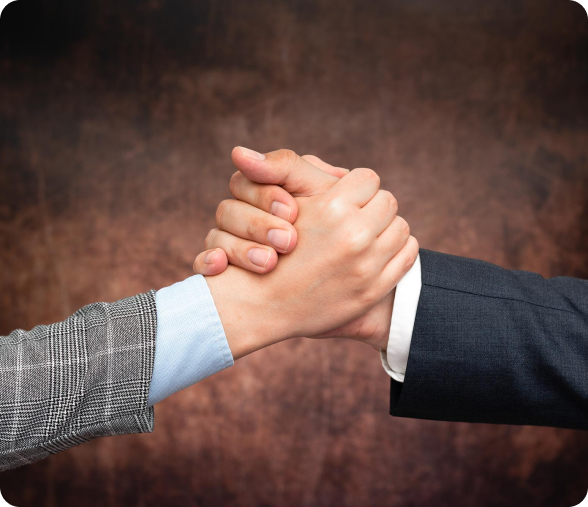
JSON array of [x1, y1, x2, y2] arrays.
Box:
[[378, 288, 394, 350], [367, 288, 393, 351], [205, 266, 286, 360]]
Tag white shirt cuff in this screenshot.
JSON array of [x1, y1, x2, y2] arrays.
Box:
[[380, 254, 422, 382]]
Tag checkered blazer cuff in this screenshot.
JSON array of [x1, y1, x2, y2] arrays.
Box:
[[0, 290, 157, 471]]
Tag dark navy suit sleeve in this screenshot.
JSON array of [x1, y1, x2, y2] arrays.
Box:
[[391, 249, 588, 430]]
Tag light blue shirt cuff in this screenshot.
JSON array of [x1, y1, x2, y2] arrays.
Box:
[[148, 275, 234, 406]]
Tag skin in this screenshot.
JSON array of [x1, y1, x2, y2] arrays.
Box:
[[195, 148, 419, 354]]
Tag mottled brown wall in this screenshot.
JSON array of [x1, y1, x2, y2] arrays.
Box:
[[1, 0, 587, 505]]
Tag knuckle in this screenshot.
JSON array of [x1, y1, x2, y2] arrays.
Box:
[[254, 185, 268, 207], [387, 192, 398, 215], [355, 167, 380, 185], [405, 253, 416, 271], [361, 288, 378, 306], [204, 228, 218, 248], [255, 185, 280, 210], [279, 149, 298, 167], [324, 197, 348, 220], [229, 171, 243, 196], [404, 238, 419, 269], [396, 216, 410, 237], [377, 190, 397, 217], [215, 200, 232, 228], [353, 260, 372, 279], [246, 216, 263, 239], [345, 229, 370, 254]]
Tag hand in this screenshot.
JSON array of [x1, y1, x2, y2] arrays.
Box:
[[202, 148, 416, 359], [196, 148, 418, 352], [193, 148, 347, 275]]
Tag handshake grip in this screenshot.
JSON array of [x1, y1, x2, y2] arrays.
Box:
[[196, 147, 418, 359]]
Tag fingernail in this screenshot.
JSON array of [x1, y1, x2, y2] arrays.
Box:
[[270, 201, 292, 221], [267, 229, 291, 252], [247, 248, 271, 267], [239, 146, 266, 161], [204, 250, 216, 264]]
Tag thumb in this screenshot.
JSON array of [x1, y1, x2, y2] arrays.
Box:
[[231, 147, 339, 197]]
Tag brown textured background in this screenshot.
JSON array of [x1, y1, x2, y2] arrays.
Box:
[[1, 0, 587, 505]]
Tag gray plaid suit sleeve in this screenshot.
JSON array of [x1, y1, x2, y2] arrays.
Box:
[[0, 290, 157, 471]]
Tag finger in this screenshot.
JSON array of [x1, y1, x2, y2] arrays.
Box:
[[228, 154, 346, 224], [360, 190, 399, 236], [228, 154, 347, 223], [231, 147, 338, 196], [375, 216, 411, 262], [216, 199, 298, 254], [192, 248, 229, 276], [229, 171, 299, 223], [301, 154, 349, 178], [326, 167, 381, 208], [205, 229, 279, 274], [379, 236, 420, 291]]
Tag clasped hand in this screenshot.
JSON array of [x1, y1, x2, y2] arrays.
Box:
[[193, 147, 418, 359]]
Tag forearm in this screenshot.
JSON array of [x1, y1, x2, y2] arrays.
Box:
[[0, 292, 156, 471], [391, 249, 588, 430]]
